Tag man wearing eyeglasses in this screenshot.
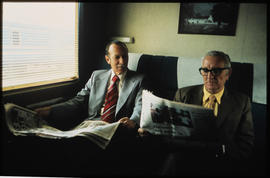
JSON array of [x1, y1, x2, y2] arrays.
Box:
[[172, 50, 254, 175], [138, 51, 254, 175]]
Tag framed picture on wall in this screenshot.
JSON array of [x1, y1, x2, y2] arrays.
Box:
[[178, 3, 239, 36]]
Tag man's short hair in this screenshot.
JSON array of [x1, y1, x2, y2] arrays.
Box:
[[204, 50, 231, 68], [105, 40, 128, 56]]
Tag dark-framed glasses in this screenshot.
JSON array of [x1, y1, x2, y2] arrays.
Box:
[[199, 67, 230, 76]]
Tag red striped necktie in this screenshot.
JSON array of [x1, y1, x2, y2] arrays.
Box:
[[101, 75, 119, 123]]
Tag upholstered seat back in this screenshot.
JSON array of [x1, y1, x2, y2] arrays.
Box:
[[128, 53, 254, 101]]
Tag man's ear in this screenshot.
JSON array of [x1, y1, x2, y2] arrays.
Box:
[[228, 68, 232, 76], [105, 55, 110, 64], [227, 68, 232, 80]]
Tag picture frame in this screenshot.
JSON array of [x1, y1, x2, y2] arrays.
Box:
[[178, 3, 239, 36]]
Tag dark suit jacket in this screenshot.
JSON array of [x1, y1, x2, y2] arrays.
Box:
[[174, 84, 254, 160], [49, 69, 146, 127]]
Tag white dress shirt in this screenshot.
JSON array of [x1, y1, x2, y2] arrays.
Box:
[[100, 70, 127, 115]]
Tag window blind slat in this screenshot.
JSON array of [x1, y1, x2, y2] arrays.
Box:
[[2, 2, 78, 91]]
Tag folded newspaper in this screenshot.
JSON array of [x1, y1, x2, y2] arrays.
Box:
[[4, 103, 120, 149], [140, 90, 217, 141]]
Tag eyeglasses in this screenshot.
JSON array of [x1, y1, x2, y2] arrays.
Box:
[[199, 67, 230, 76]]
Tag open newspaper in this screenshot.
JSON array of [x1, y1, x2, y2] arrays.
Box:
[[4, 103, 120, 149], [140, 90, 217, 141]]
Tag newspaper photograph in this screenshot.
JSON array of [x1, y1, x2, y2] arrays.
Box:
[[4, 103, 120, 149], [140, 90, 217, 141]]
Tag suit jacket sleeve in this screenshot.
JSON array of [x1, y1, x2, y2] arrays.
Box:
[[174, 88, 183, 102], [129, 76, 145, 125], [48, 72, 95, 127]]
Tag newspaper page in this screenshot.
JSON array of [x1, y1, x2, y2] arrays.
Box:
[[140, 90, 217, 141], [4, 103, 120, 149]]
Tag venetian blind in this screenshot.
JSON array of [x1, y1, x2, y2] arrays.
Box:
[[2, 2, 78, 91]]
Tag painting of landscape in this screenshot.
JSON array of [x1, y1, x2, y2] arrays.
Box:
[[178, 3, 239, 36]]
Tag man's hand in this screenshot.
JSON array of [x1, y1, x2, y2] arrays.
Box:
[[119, 117, 136, 129], [138, 128, 151, 137], [34, 106, 51, 119]]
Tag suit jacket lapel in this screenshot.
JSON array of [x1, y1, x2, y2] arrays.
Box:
[[217, 88, 234, 128], [116, 70, 135, 114], [190, 85, 233, 128], [189, 85, 233, 128], [189, 85, 204, 106], [94, 70, 111, 110]]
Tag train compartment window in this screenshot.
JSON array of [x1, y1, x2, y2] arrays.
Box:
[[2, 2, 79, 91]]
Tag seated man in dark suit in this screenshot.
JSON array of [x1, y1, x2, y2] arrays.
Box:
[[139, 50, 254, 175]]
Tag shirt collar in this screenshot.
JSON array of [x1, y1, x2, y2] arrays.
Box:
[[203, 86, 224, 104], [111, 70, 127, 82]]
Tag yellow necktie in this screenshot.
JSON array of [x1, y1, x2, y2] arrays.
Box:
[[207, 95, 216, 110]]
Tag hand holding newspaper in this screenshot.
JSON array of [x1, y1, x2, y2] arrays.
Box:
[[140, 90, 217, 141], [4, 103, 120, 149]]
